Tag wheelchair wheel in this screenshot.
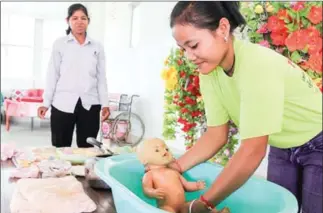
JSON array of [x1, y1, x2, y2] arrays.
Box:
[[111, 112, 145, 147]]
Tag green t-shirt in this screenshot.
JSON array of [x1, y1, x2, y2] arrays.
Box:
[[200, 38, 322, 149]]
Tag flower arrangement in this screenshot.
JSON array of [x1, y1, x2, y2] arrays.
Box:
[[240, 1, 322, 91], [161, 1, 322, 166], [161, 48, 239, 166]]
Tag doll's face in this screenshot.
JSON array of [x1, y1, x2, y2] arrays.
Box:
[[137, 138, 174, 166]]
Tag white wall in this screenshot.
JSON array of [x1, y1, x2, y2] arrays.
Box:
[[98, 2, 177, 139], [0, 2, 76, 19], [135, 2, 177, 47]]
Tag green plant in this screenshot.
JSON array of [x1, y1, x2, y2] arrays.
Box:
[[241, 1, 322, 91]]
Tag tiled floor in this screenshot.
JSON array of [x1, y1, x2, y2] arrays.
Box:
[[1, 122, 54, 148]]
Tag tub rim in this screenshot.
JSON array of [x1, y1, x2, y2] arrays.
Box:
[[95, 153, 299, 213]]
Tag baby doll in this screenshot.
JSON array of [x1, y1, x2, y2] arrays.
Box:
[[136, 138, 206, 213]]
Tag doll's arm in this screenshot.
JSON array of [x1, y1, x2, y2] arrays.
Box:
[[179, 175, 206, 192], [142, 172, 165, 199]]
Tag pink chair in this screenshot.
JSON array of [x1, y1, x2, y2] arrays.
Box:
[[4, 89, 44, 131], [20, 89, 43, 103]]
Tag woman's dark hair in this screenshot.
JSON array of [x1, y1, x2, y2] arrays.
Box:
[[170, 1, 246, 33], [66, 3, 90, 35]]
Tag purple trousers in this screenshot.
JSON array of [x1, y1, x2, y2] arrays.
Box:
[[267, 131, 322, 213]]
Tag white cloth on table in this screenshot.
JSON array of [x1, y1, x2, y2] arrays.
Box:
[[10, 176, 97, 213]]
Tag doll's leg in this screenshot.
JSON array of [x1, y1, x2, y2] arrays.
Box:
[[218, 207, 230, 213], [160, 205, 177, 213]]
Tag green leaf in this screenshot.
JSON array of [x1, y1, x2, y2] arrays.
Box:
[[301, 18, 310, 28], [316, 23, 323, 34], [248, 20, 258, 29], [291, 51, 302, 63], [296, 12, 300, 24], [307, 70, 316, 79], [299, 6, 310, 17], [283, 3, 291, 8], [240, 7, 250, 16], [286, 23, 294, 32], [271, 2, 281, 13], [287, 10, 297, 19], [284, 17, 291, 23], [286, 23, 297, 33]]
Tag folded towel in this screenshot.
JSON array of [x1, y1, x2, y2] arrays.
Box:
[[1, 143, 18, 161], [10, 176, 97, 213], [38, 159, 72, 178], [10, 165, 40, 179]]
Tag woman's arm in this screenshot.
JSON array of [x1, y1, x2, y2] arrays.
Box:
[[43, 41, 61, 108], [96, 43, 109, 108], [202, 135, 268, 206], [173, 123, 229, 172]]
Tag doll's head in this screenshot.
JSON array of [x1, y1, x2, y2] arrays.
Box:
[[136, 138, 174, 166]]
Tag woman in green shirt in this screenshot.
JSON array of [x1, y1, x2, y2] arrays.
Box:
[[165, 2, 322, 213]]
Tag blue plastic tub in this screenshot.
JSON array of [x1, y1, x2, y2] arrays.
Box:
[[95, 153, 298, 213]]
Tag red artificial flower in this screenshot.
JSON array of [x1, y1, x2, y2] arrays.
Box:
[[180, 71, 186, 78], [258, 40, 270, 48], [307, 6, 323, 25], [270, 29, 289, 46], [177, 117, 187, 124], [292, 2, 305, 11], [277, 9, 292, 22], [177, 102, 185, 107], [285, 29, 308, 52], [186, 83, 195, 92], [308, 51, 322, 73], [306, 26, 321, 38], [192, 75, 199, 86], [307, 35, 322, 56], [186, 81, 200, 96], [299, 61, 310, 70], [181, 108, 189, 114], [315, 78, 323, 92], [182, 123, 197, 132], [306, 26, 322, 55], [256, 23, 268, 34], [267, 16, 286, 33], [181, 125, 189, 132], [174, 94, 179, 99], [191, 111, 202, 117], [177, 59, 183, 65], [185, 96, 196, 105]]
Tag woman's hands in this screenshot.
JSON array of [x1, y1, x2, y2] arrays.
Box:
[[179, 200, 218, 213], [101, 107, 110, 121], [171, 124, 229, 173], [37, 106, 48, 119], [180, 200, 231, 213], [145, 124, 228, 174]]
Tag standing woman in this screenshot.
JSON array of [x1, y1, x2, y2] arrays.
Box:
[[165, 1, 322, 213], [38, 3, 110, 148]]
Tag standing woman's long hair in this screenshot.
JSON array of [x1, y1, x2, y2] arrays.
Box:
[[65, 3, 90, 35]]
